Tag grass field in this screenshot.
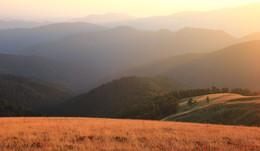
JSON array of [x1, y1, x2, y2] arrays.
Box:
[[0, 117, 259, 151], [163, 93, 260, 126]]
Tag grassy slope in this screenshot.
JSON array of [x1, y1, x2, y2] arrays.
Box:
[[163, 93, 260, 126], [0, 117, 259, 151]]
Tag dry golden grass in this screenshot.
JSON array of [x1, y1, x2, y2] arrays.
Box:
[[0, 117, 259, 151]]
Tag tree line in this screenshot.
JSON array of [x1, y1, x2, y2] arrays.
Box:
[[116, 86, 260, 120], [170, 86, 259, 100]]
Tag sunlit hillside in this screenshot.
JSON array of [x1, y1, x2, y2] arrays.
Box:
[[121, 40, 260, 90], [163, 93, 260, 126], [0, 118, 259, 151]]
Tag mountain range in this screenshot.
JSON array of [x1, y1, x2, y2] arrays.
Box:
[[106, 3, 260, 37], [1, 24, 260, 92], [0, 54, 100, 92], [19, 27, 238, 80], [0, 20, 50, 30], [2, 3, 260, 37], [0, 3, 260, 127], [120, 40, 260, 90], [0, 22, 105, 54], [70, 13, 136, 24]]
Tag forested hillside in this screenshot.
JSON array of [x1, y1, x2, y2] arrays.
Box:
[[0, 99, 39, 117], [0, 74, 69, 112], [54, 76, 188, 117]]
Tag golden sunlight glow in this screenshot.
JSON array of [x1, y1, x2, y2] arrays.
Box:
[[1, 0, 260, 19]]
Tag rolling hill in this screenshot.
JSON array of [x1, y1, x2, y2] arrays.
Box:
[[163, 93, 260, 126], [0, 74, 69, 112], [119, 53, 206, 77], [121, 40, 260, 90], [0, 22, 105, 54], [21, 27, 236, 75], [0, 53, 102, 92], [241, 32, 260, 42], [0, 99, 39, 117], [54, 76, 189, 117]]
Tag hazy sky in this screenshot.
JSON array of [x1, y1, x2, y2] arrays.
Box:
[[1, 0, 260, 20]]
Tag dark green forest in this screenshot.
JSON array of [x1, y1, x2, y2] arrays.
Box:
[[0, 99, 40, 117], [53, 76, 188, 117], [0, 74, 70, 114]]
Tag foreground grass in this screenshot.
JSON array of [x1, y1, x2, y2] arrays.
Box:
[[0, 118, 259, 151]]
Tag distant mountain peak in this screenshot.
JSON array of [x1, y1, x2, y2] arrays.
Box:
[[70, 13, 136, 24], [113, 26, 137, 30], [175, 27, 235, 39], [178, 27, 224, 33], [33, 22, 105, 30], [110, 26, 141, 33], [241, 32, 260, 41], [157, 28, 172, 33]]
